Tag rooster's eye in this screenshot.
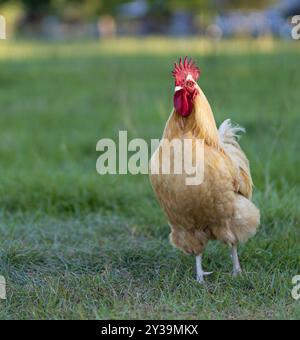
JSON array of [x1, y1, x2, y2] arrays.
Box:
[[186, 81, 194, 87]]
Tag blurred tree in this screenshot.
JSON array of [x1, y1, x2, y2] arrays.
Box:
[[0, 0, 278, 20], [52, 0, 101, 21], [218, 0, 277, 10], [99, 0, 126, 15], [0, 1, 24, 36], [166, 0, 215, 12], [0, 0, 51, 22], [0, 0, 51, 15]]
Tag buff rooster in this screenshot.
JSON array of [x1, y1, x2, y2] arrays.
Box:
[[150, 57, 260, 283]]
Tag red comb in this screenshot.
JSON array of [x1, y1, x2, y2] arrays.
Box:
[[172, 57, 200, 85]]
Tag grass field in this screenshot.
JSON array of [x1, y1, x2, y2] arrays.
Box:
[[0, 38, 299, 320]]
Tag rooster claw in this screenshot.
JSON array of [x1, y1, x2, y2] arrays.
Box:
[[196, 276, 205, 284], [232, 269, 242, 277], [203, 271, 213, 276], [196, 272, 213, 284]]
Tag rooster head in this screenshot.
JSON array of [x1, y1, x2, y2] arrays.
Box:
[[172, 57, 200, 117]]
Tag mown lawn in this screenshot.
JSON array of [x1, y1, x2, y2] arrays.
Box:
[[0, 38, 299, 320]]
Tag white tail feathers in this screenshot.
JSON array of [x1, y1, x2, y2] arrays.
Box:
[[219, 119, 245, 146], [219, 119, 253, 198]]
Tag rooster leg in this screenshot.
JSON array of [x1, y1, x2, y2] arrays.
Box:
[[195, 255, 213, 283], [231, 244, 242, 276], [196, 255, 204, 283]]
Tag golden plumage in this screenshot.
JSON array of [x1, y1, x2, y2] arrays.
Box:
[[150, 84, 260, 279]]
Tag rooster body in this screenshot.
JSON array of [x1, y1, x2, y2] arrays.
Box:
[[150, 58, 260, 282]]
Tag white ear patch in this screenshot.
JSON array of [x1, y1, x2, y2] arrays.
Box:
[[174, 86, 183, 92]]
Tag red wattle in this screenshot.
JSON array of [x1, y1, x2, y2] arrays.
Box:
[[174, 89, 193, 117]]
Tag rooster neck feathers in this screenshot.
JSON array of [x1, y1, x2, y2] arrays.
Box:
[[170, 57, 220, 148], [170, 94, 220, 149]]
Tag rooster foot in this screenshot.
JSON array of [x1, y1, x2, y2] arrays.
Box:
[[196, 255, 213, 284], [196, 271, 213, 284], [231, 244, 243, 278], [232, 268, 243, 277]]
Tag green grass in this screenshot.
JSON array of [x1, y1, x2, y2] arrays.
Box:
[[0, 38, 299, 320]]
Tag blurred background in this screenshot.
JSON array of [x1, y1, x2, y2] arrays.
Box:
[[1, 0, 300, 40], [0, 0, 299, 320]]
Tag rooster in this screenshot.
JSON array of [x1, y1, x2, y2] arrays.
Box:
[[150, 57, 260, 283]]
